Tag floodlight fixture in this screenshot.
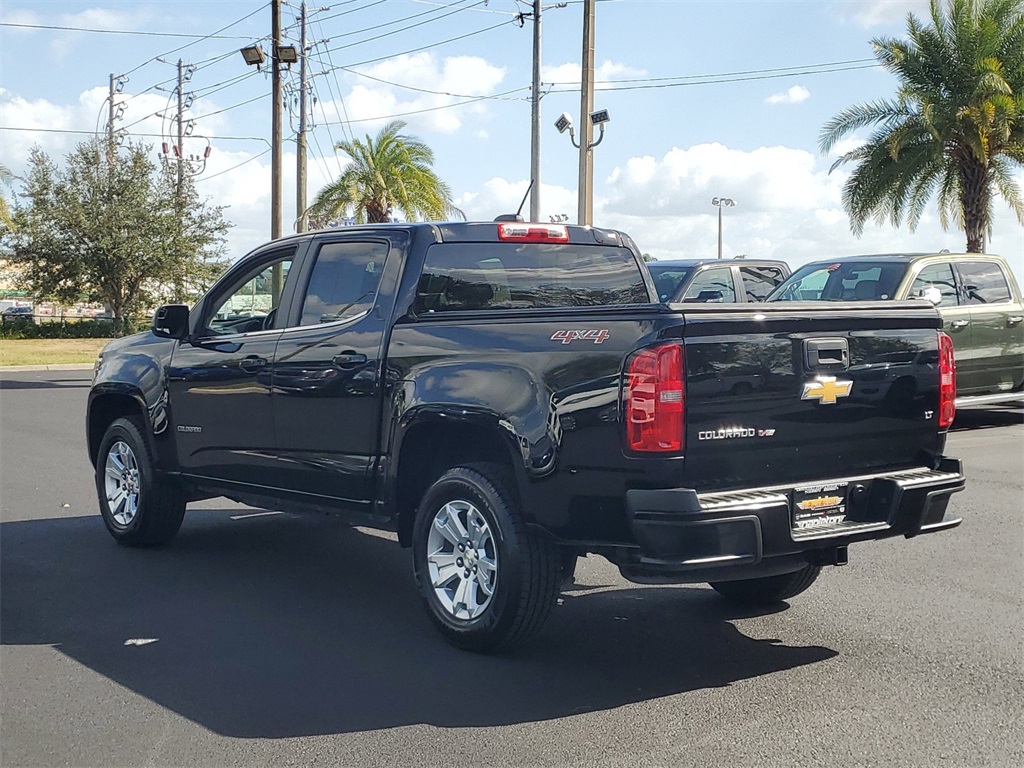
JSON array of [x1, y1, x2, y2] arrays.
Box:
[[240, 45, 266, 67], [554, 112, 573, 134], [589, 109, 610, 126], [276, 45, 299, 65]]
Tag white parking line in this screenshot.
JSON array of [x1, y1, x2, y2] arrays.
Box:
[[229, 511, 285, 521]]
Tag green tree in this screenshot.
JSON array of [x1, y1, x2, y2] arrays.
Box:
[[0, 162, 15, 232], [820, 0, 1024, 253], [9, 140, 229, 335], [309, 120, 463, 225]]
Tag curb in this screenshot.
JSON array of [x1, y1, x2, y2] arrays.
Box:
[[0, 363, 96, 372]]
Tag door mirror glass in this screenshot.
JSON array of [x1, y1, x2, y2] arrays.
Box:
[[152, 305, 190, 339]]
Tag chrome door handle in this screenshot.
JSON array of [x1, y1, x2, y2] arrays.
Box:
[[1007, 316, 1023, 326], [949, 319, 970, 329], [239, 355, 267, 372], [332, 352, 368, 369]]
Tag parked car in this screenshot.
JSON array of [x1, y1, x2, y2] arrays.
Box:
[[767, 253, 1024, 407], [1, 306, 34, 318], [646, 258, 790, 303], [88, 223, 964, 651]]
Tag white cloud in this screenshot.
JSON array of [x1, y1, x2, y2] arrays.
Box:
[[322, 53, 507, 135], [541, 60, 646, 90], [765, 85, 810, 106], [836, 1, 929, 28]]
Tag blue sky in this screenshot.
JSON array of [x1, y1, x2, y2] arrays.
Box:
[[1, 0, 1022, 283]]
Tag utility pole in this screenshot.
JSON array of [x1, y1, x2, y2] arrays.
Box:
[[529, 0, 542, 222], [577, 0, 595, 226], [271, 0, 283, 241], [296, 1, 309, 233], [176, 59, 186, 201], [107, 74, 117, 159]]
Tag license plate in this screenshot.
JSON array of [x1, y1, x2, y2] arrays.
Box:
[[792, 482, 848, 530]]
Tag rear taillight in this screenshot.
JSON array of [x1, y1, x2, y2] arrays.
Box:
[[626, 344, 684, 452], [938, 331, 956, 429]]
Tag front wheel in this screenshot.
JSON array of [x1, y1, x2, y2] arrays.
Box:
[[412, 465, 560, 652], [95, 417, 186, 546], [709, 564, 821, 605]]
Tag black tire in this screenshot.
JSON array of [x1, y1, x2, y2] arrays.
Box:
[[412, 464, 560, 652], [95, 416, 186, 547], [709, 564, 821, 605]]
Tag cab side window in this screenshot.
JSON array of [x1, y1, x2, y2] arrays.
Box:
[[957, 261, 1012, 304], [910, 263, 959, 306], [204, 254, 293, 336], [740, 266, 785, 301], [299, 241, 389, 326], [683, 267, 736, 303]]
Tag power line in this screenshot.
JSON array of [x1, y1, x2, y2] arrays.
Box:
[[318, 85, 530, 126], [0, 21, 252, 38], [546, 58, 879, 87], [0, 125, 270, 144], [321, 0, 486, 52], [546, 62, 881, 93], [335, 64, 525, 99], [196, 148, 271, 182], [322, 0, 479, 41], [122, 4, 269, 76], [333, 19, 513, 68]]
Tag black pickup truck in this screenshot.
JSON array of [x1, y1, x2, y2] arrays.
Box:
[[88, 222, 965, 651]]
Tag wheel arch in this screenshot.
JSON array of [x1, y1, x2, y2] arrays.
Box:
[[87, 386, 149, 467], [392, 416, 522, 547]]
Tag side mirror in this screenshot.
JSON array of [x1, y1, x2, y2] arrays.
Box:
[[152, 304, 190, 340], [916, 286, 942, 306]]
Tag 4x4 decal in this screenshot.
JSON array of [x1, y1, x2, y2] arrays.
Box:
[[550, 329, 610, 345]]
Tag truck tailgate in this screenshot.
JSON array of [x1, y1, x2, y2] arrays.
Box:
[[675, 301, 947, 491]]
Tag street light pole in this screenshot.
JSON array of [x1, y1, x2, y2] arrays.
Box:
[[271, 0, 283, 241], [577, 0, 595, 226], [296, 0, 308, 233], [711, 196, 736, 259]]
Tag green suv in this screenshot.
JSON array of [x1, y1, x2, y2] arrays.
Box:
[[768, 253, 1024, 407]]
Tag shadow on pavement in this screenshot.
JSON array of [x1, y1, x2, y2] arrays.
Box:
[[0, 376, 92, 390], [950, 405, 1023, 431], [1, 511, 837, 738]]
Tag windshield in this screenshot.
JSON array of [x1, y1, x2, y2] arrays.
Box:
[[768, 261, 908, 301], [646, 265, 693, 302]]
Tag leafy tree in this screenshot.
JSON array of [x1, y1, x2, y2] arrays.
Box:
[[309, 120, 463, 225], [0, 162, 14, 233], [9, 140, 229, 334], [820, 0, 1024, 253]]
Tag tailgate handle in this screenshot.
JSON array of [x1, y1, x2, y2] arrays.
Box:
[[804, 338, 849, 371]]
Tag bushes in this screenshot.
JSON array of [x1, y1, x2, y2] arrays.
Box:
[[0, 316, 144, 339]]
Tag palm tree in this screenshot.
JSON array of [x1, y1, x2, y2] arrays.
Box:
[[309, 121, 463, 226], [820, 0, 1024, 253]]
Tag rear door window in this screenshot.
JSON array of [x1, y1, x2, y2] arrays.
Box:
[[299, 241, 390, 325], [910, 263, 960, 306], [956, 261, 1012, 304], [769, 262, 907, 301], [739, 266, 785, 301], [682, 267, 736, 303], [415, 243, 648, 313]]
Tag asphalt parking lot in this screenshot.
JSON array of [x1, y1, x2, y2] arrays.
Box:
[[1, 370, 1022, 767]]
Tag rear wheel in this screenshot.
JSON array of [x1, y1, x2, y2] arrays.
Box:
[[412, 465, 560, 652], [95, 417, 186, 546], [709, 564, 821, 605]]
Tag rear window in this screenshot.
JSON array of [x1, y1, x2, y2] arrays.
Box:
[[647, 265, 693, 302], [415, 243, 649, 313], [768, 261, 908, 301]]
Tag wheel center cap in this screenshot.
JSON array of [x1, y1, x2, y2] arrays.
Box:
[[464, 548, 478, 567]]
